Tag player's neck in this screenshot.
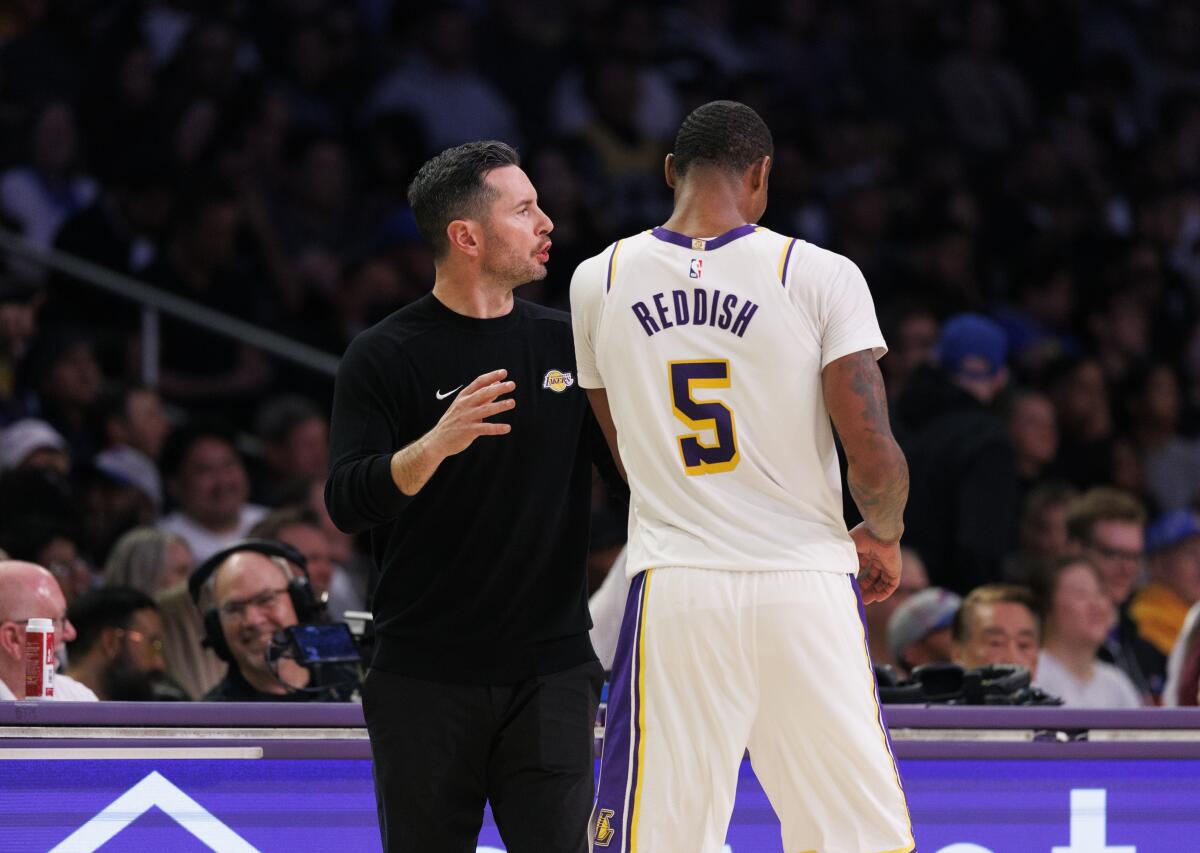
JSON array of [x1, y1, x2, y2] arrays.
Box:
[[432, 265, 516, 319], [662, 187, 755, 239]]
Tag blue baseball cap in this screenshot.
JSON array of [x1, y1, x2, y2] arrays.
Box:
[[935, 313, 1009, 379], [1146, 509, 1200, 554]]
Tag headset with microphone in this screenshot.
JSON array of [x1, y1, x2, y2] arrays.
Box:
[[187, 538, 326, 664]]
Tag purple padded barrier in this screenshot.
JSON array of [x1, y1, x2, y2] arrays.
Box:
[[0, 701, 366, 728]]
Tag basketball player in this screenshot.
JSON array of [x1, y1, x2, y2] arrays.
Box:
[[571, 101, 914, 852]]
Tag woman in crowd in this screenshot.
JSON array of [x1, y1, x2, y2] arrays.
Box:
[[1031, 555, 1143, 707]]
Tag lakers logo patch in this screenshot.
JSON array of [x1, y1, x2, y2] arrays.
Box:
[[542, 369, 575, 393], [594, 808, 615, 847]]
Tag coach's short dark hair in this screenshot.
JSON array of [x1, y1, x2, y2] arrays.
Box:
[[672, 101, 773, 178], [407, 141, 521, 259], [67, 585, 158, 658]]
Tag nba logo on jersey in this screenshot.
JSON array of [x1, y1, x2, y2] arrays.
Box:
[[689, 258, 703, 278]]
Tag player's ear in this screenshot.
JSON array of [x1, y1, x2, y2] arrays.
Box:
[[750, 155, 771, 192], [664, 153, 677, 189], [446, 219, 481, 258]]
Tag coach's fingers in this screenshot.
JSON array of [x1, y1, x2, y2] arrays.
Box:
[[462, 369, 508, 395], [475, 422, 512, 436], [467, 379, 517, 404], [478, 398, 517, 418]]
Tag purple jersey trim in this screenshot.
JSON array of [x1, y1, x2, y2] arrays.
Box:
[[650, 223, 760, 251], [605, 241, 620, 292], [780, 237, 798, 285]]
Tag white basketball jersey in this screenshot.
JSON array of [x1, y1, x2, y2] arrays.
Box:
[[571, 224, 887, 577]]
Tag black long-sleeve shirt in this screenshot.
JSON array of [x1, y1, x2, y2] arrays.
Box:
[[325, 293, 603, 683]]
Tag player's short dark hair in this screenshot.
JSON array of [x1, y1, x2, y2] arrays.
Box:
[[407, 141, 520, 259], [67, 585, 158, 658], [672, 100, 774, 178]]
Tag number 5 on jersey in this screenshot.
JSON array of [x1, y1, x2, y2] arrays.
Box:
[[668, 359, 740, 475]]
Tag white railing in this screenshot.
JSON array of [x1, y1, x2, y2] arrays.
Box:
[[0, 228, 340, 386]]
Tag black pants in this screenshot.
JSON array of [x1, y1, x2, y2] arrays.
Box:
[[362, 661, 604, 853]]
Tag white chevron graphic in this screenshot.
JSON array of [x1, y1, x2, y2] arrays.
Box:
[[48, 770, 259, 852]]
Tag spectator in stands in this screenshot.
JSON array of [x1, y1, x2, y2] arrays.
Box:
[[897, 313, 1018, 594], [75, 457, 160, 565], [65, 586, 180, 700], [366, 6, 519, 150], [1130, 510, 1200, 658], [158, 422, 267, 562], [1128, 363, 1200, 512], [1047, 357, 1114, 489], [97, 383, 171, 462], [143, 187, 271, 413], [1165, 601, 1200, 706], [951, 583, 1042, 678], [156, 577, 224, 701], [18, 330, 103, 464], [0, 99, 97, 256], [0, 560, 96, 700], [92, 444, 162, 520], [866, 546, 930, 670], [878, 301, 938, 404], [282, 475, 372, 608], [1012, 482, 1077, 571], [1065, 487, 1164, 698], [887, 588, 962, 676], [1002, 388, 1058, 499], [46, 149, 173, 352], [934, 0, 1034, 155], [200, 547, 339, 701], [1031, 555, 1143, 707], [253, 394, 329, 507], [0, 515, 92, 607], [0, 417, 69, 475], [249, 505, 363, 619], [0, 274, 41, 424], [104, 527, 193, 596]]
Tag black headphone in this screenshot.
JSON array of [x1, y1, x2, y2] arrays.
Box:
[[188, 538, 326, 664]]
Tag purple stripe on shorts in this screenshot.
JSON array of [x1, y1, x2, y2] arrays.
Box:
[[848, 574, 906, 782], [592, 570, 649, 851]]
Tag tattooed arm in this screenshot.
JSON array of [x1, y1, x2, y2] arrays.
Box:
[[822, 349, 909, 602]]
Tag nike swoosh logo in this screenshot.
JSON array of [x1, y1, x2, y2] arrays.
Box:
[[435, 385, 463, 401]]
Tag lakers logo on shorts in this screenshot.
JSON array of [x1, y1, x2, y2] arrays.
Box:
[[593, 808, 615, 847], [542, 369, 575, 393]]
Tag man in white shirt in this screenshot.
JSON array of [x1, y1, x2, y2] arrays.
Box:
[[0, 560, 98, 701], [158, 422, 266, 563]]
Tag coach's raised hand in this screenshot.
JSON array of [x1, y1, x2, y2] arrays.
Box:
[[433, 368, 516, 453], [390, 368, 515, 495]]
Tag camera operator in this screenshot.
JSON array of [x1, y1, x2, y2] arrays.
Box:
[[192, 541, 355, 701]]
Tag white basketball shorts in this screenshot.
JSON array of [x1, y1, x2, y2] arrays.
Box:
[[590, 567, 914, 853]]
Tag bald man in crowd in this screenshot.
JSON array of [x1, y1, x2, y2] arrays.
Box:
[[0, 560, 98, 700]]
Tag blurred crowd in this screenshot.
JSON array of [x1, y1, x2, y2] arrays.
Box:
[[1, 0, 1200, 706]]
